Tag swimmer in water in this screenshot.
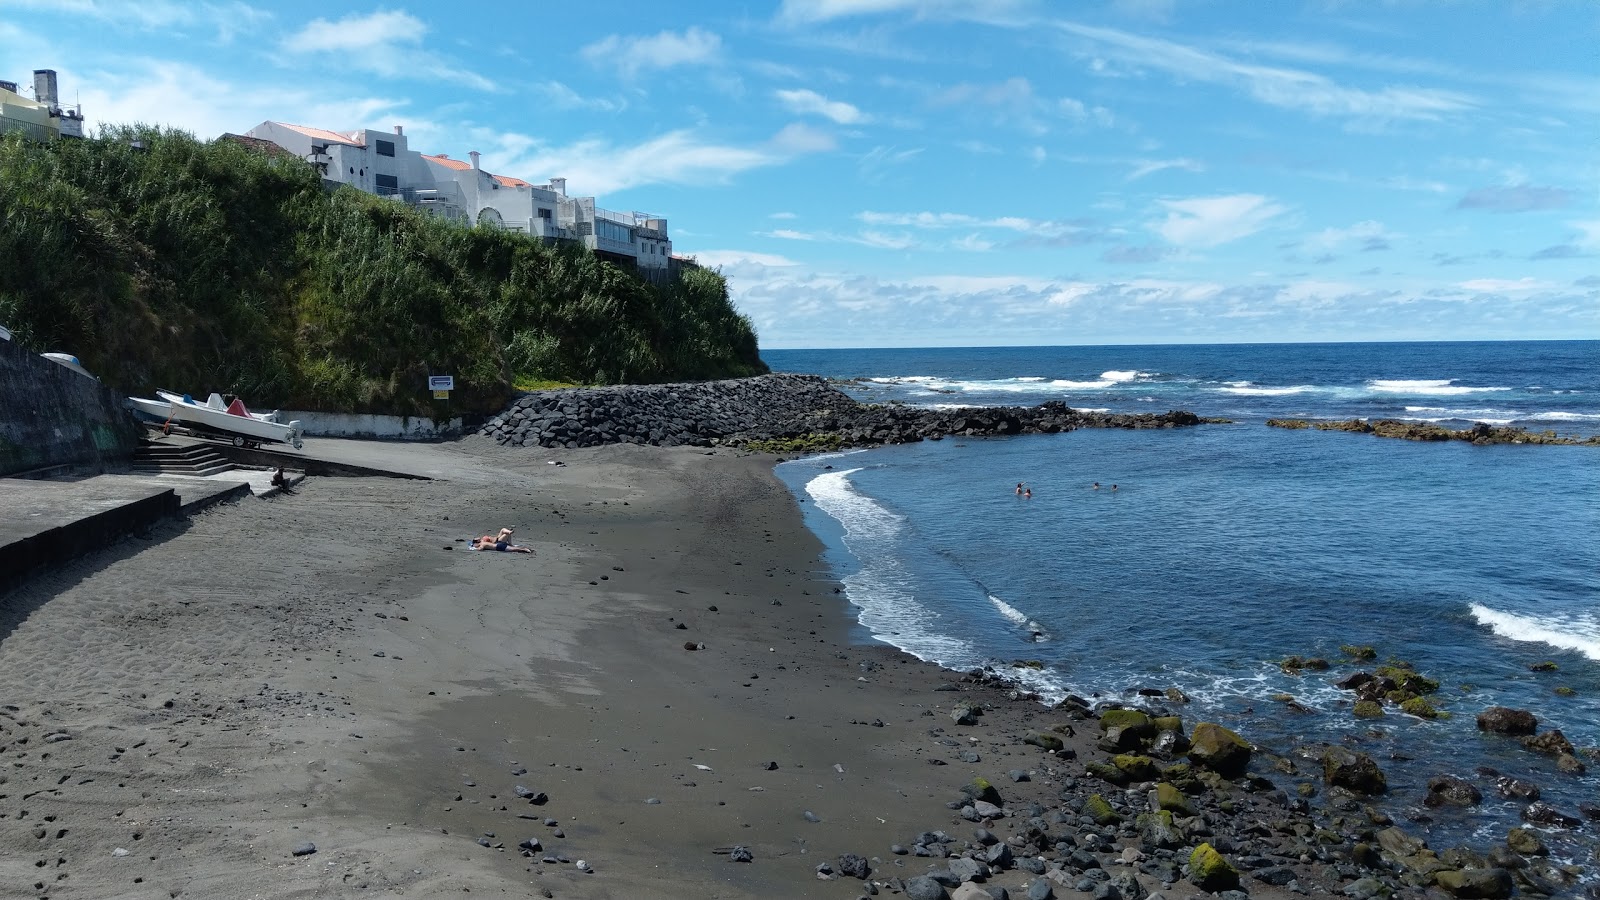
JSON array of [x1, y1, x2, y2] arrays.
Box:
[[1023, 487, 1032, 498], [1092, 482, 1100, 490], [1015, 482, 1024, 495]]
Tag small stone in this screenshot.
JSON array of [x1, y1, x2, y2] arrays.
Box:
[[729, 846, 753, 863], [645, 797, 661, 804], [291, 842, 317, 857], [111, 848, 130, 857]]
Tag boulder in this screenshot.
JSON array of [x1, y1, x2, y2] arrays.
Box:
[[1494, 776, 1540, 801], [906, 875, 951, 900], [1187, 843, 1240, 891], [1083, 794, 1121, 825], [1522, 729, 1574, 756], [1476, 707, 1537, 735], [1187, 722, 1252, 778], [1323, 746, 1387, 795], [1153, 783, 1191, 815], [1434, 868, 1514, 899], [1024, 732, 1064, 753], [1099, 709, 1154, 739], [1506, 828, 1547, 856], [1353, 700, 1385, 718], [963, 777, 1003, 806], [1520, 801, 1580, 828], [1112, 754, 1161, 781], [1425, 775, 1483, 808]]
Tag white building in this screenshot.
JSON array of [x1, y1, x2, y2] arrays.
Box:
[[0, 69, 84, 141], [243, 120, 671, 274]]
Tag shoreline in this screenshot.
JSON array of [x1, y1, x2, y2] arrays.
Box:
[[0, 438, 1588, 899]]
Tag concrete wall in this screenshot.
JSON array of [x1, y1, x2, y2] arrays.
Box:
[[0, 337, 144, 476], [280, 411, 463, 440]]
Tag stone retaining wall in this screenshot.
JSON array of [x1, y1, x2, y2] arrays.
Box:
[[0, 338, 143, 476]]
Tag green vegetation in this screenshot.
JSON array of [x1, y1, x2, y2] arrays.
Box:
[[0, 127, 765, 416], [741, 433, 845, 454]]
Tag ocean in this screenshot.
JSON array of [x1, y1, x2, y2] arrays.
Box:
[[763, 341, 1599, 864]]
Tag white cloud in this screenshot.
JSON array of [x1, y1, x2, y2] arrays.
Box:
[[769, 211, 799, 220], [777, 0, 1030, 24], [775, 88, 869, 124], [0, 0, 269, 40], [531, 81, 625, 113], [1057, 21, 1476, 124], [858, 230, 917, 250], [1457, 277, 1552, 294], [280, 10, 493, 90], [1573, 220, 1600, 250], [493, 126, 830, 195], [1152, 194, 1288, 248], [767, 229, 818, 240], [1127, 158, 1204, 181], [691, 250, 802, 268], [1307, 220, 1392, 253], [581, 27, 721, 79]]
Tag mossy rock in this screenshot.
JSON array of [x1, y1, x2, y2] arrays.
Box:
[[1376, 665, 1439, 694], [1323, 746, 1387, 795], [1354, 700, 1386, 718], [1304, 657, 1330, 670], [1267, 418, 1310, 429], [962, 777, 1002, 806], [1529, 661, 1558, 672], [1099, 709, 1153, 734], [1151, 715, 1185, 735], [1342, 644, 1378, 660], [1011, 659, 1045, 670], [1162, 762, 1205, 795], [1188, 842, 1241, 891], [1188, 722, 1253, 778], [1112, 754, 1161, 781], [1434, 868, 1513, 899], [1554, 686, 1576, 697], [1086, 762, 1130, 785], [1400, 697, 1449, 720], [1083, 793, 1120, 825], [1281, 655, 1308, 674], [1155, 782, 1192, 815], [1024, 731, 1064, 752]]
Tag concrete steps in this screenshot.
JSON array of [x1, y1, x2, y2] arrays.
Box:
[[130, 441, 236, 478]]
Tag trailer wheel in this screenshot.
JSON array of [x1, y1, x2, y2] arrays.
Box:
[[232, 436, 246, 448]]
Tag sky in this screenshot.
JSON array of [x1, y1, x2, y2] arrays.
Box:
[[2, 0, 1597, 348]]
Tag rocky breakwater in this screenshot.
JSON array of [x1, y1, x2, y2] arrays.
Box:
[[478, 374, 1209, 450]]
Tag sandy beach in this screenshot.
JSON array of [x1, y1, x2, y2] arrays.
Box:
[[0, 438, 1431, 900]]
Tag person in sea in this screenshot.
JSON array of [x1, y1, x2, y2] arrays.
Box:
[[474, 527, 533, 553], [1023, 487, 1032, 499], [1015, 482, 1024, 495], [1092, 482, 1100, 490]]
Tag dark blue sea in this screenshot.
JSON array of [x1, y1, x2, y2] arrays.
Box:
[[763, 341, 1599, 866]]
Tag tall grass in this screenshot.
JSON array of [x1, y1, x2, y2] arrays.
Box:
[[0, 127, 766, 415]]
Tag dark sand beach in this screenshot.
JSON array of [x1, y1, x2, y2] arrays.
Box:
[[0, 438, 1456, 899]]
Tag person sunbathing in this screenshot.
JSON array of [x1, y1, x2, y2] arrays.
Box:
[[473, 528, 532, 553]]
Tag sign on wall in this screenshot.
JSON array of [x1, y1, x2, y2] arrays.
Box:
[[428, 375, 454, 391]]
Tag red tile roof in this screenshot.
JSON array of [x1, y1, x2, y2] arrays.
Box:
[[492, 174, 533, 188], [274, 122, 363, 146]]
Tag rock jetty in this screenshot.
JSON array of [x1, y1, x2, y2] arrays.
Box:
[[479, 374, 1208, 450]]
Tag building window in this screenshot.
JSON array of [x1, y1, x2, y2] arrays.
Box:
[[376, 139, 395, 157], [375, 173, 398, 195], [349, 167, 355, 174], [538, 208, 552, 219]]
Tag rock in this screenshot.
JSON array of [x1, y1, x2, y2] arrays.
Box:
[[1425, 774, 1483, 807], [973, 800, 1005, 819], [1476, 707, 1537, 735], [1153, 783, 1191, 815], [1112, 754, 1160, 781], [1084, 794, 1121, 825], [1187, 843, 1240, 891], [518, 837, 543, 852], [1522, 729, 1574, 756], [1027, 879, 1055, 900], [1556, 752, 1587, 774], [1188, 722, 1252, 777], [1024, 732, 1063, 752], [1400, 696, 1445, 719], [1434, 868, 1514, 899], [838, 853, 870, 879], [963, 777, 1003, 806], [906, 875, 950, 900], [1137, 811, 1183, 850], [1520, 801, 1580, 828], [1506, 828, 1547, 856], [948, 858, 986, 883], [952, 885, 993, 900], [1008, 769, 1030, 782], [1376, 826, 1427, 858], [1494, 776, 1540, 800], [728, 846, 753, 863], [514, 785, 548, 804], [1353, 700, 1385, 718], [291, 842, 317, 857], [985, 842, 1014, 869], [1323, 746, 1387, 795], [1342, 876, 1386, 898]]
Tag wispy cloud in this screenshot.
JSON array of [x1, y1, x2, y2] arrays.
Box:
[[530, 81, 625, 113], [494, 125, 832, 196], [1456, 184, 1575, 213], [775, 88, 869, 124], [1457, 277, 1553, 294], [280, 10, 493, 90], [1127, 157, 1203, 181], [776, 0, 1032, 26], [1057, 21, 1476, 124], [1152, 194, 1289, 248], [0, 0, 269, 40], [581, 27, 722, 79]]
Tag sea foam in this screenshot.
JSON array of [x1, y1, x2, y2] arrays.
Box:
[[1470, 604, 1600, 661], [1369, 379, 1511, 396]]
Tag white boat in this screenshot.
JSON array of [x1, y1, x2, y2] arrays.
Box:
[[42, 352, 96, 379], [129, 391, 304, 449]]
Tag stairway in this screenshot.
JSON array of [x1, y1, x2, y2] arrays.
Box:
[[129, 440, 236, 478]]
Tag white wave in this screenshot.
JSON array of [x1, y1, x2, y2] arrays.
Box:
[[1403, 406, 1517, 416], [1368, 379, 1512, 396], [1222, 381, 1315, 396], [804, 470, 979, 665], [1100, 370, 1150, 382], [1399, 416, 1517, 426], [1528, 411, 1600, 422], [988, 594, 1051, 641], [1471, 604, 1600, 661]]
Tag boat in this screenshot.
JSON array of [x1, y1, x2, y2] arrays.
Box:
[[127, 391, 304, 449], [42, 352, 96, 379]]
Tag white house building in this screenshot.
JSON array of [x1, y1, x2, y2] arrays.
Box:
[[0, 69, 84, 141], [243, 121, 671, 275]]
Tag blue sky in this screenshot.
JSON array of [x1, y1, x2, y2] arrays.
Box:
[[2, 0, 1596, 348]]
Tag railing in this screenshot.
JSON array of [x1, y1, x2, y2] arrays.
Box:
[[0, 115, 52, 142]]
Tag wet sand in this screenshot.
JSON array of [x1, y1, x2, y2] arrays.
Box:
[[0, 440, 1313, 899]]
